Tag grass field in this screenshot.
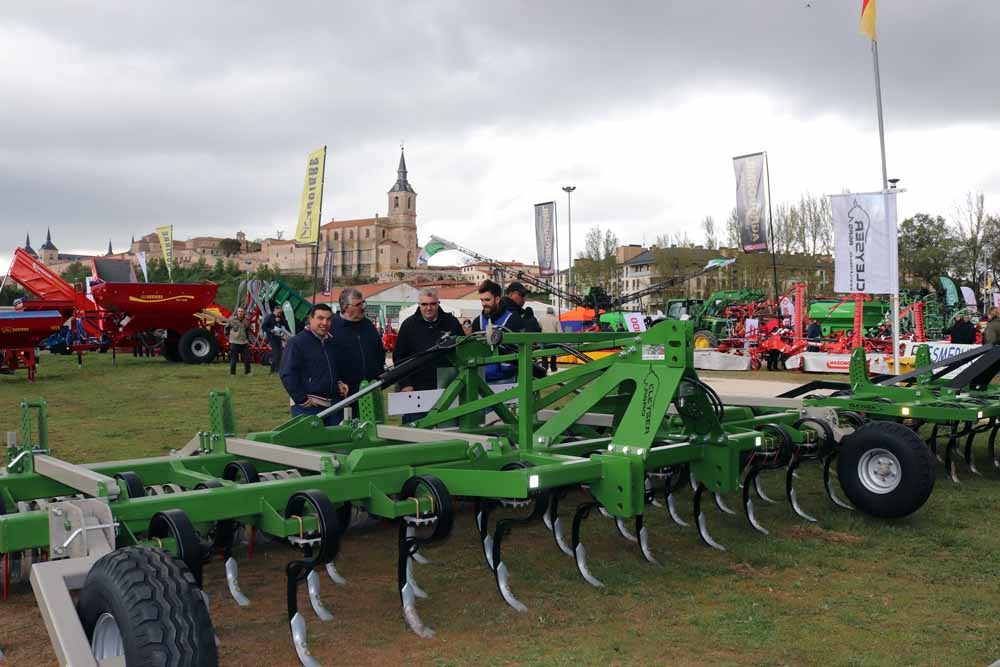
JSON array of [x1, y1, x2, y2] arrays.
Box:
[[2, 354, 1000, 666]]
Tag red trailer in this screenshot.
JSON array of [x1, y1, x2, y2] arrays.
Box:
[[0, 310, 66, 380]]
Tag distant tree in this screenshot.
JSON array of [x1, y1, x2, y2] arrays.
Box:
[[953, 191, 989, 285], [573, 226, 618, 292], [897, 214, 957, 288], [0, 284, 27, 307], [701, 216, 717, 249], [60, 261, 90, 288], [218, 238, 242, 256], [725, 208, 739, 248]]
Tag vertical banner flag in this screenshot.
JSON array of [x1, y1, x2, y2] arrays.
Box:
[[860, 0, 877, 41], [155, 225, 173, 281], [732, 152, 769, 253], [831, 191, 898, 295], [322, 249, 334, 296], [295, 147, 327, 246], [533, 201, 556, 276], [960, 286, 977, 310], [136, 251, 149, 282]]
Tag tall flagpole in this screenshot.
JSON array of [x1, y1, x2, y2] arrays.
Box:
[[871, 39, 899, 373], [764, 152, 780, 303]]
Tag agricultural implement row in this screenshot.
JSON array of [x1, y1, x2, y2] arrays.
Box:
[[1, 321, 979, 666]]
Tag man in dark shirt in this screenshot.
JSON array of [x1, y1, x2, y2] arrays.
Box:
[[331, 287, 386, 398], [393, 287, 465, 422], [805, 319, 823, 352], [948, 313, 977, 345], [503, 282, 541, 332], [261, 304, 289, 373], [472, 280, 524, 333], [279, 304, 348, 426]]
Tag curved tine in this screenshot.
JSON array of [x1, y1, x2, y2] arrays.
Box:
[[753, 472, 778, 505], [647, 476, 664, 508], [636, 515, 659, 565], [290, 612, 322, 667], [713, 493, 738, 516], [822, 452, 853, 510], [945, 434, 961, 484], [325, 561, 348, 586], [491, 522, 527, 612], [225, 557, 251, 606], [694, 483, 726, 552], [615, 517, 639, 542], [542, 492, 554, 531], [990, 423, 1000, 469], [572, 502, 604, 587], [963, 429, 981, 475], [398, 526, 434, 639], [666, 487, 690, 527], [406, 553, 429, 600], [928, 423, 942, 462], [406, 524, 432, 565], [476, 501, 496, 570], [549, 492, 574, 557], [786, 454, 817, 523], [742, 468, 769, 536], [306, 569, 335, 621], [598, 506, 612, 519], [689, 468, 699, 491]]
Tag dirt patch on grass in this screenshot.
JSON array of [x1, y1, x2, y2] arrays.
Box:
[[786, 524, 863, 545]]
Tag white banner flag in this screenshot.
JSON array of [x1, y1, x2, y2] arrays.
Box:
[[534, 201, 556, 277], [733, 152, 769, 253], [960, 286, 977, 309], [832, 191, 898, 295], [136, 251, 149, 282]]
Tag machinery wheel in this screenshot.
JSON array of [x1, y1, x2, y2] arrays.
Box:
[[162, 331, 182, 363], [693, 330, 718, 349], [179, 329, 219, 365], [837, 421, 935, 518], [114, 472, 145, 500], [78, 546, 217, 666]]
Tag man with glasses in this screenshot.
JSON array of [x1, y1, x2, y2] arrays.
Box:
[[392, 287, 465, 423], [331, 287, 386, 402]]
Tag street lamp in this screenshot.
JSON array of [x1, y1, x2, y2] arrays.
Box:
[[562, 186, 576, 295]]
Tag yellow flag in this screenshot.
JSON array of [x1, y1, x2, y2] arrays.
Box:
[[860, 0, 877, 41], [294, 147, 327, 246], [155, 224, 173, 281]]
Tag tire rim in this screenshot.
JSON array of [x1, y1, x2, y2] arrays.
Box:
[[191, 338, 211, 358], [92, 612, 124, 658], [857, 448, 901, 494]]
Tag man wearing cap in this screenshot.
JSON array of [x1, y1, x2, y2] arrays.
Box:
[[503, 282, 541, 332]]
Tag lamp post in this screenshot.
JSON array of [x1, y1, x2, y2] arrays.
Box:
[[562, 185, 576, 295]]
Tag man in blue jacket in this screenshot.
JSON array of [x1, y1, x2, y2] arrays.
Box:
[[279, 304, 348, 426], [331, 287, 386, 397]]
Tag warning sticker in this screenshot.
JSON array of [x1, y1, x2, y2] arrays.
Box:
[[641, 344, 665, 361]]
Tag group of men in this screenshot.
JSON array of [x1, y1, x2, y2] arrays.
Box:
[[274, 279, 558, 425]]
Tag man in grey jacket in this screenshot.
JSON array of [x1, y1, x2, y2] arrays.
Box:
[[227, 306, 251, 375]]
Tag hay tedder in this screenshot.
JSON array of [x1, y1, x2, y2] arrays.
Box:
[[0, 321, 962, 666]]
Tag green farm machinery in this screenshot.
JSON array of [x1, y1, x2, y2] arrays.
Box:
[[0, 321, 964, 666]]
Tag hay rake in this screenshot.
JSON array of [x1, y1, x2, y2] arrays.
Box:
[[0, 321, 939, 666]]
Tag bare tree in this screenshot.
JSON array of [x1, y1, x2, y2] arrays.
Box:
[[725, 208, 739, 248], [701, 216, 718, 249], [953, 191, 989, 285]]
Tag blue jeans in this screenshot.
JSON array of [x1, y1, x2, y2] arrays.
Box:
[[291, 403, 343, 426]]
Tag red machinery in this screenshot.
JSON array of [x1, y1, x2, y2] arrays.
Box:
[[0, 309, 65, 381], [8, 247, 225, 364]]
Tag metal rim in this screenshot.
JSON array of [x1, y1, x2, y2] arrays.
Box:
[[190, 337, 212, 357], [92, 612, 124, 659], [857, 447, 901, 494]]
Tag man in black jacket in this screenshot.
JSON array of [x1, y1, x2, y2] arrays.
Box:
[[331, 287, 386, 398], [504, 282, 542, 332], [261, 304, 289, 373], [279, 304, 348, 425], [947, 313, 977, 344], [393, 287, 465, 422]]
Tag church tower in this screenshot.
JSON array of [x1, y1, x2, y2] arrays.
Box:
[[386, 148, 418, 267], [23, 233, 38, 258], [40, 228, 58, 264]]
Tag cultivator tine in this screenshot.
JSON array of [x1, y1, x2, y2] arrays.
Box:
[[647, 476, 664, 508], [990, 423, 1000, 469], [406, 524, 432, 565], [290, 610, 321, 667], [786, 453, 817, 523], [822, 452, 853, 510], [713, 493, 738, 516], [404, 553, 428, 599], [741, 467, 769, 536], [693, 483, 726, 551], [398, 521, 435, 638], [928, 423, 942, 462], [571, 501, 604, 587], [474, 500, 497, 570], [490, 493, 550, 612], [945, 432, 961, 484], [225, 557, 251, 606], [636, 515, 659, 565], [753, 473, 778, 505], [664, 467, 690, 527], [325, 561, 347, 585], [547, 489, 574, 557], [306, 570, 335, 621], [963, 431, 980, 475], [615, 517, 638, 542]]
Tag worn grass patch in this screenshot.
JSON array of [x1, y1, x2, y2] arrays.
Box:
[[2, 356, 1000, 665]]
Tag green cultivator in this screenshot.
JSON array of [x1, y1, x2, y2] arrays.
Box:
[[0, 321, 955, 666]]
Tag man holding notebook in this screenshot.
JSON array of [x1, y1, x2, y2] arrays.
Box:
[[280, 303, 348, 425]]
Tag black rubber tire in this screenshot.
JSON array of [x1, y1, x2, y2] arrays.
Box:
[[693, 330, 719, 349], [114, 472, 145, 500], [223, 460, 260, 484], [837, 421, 936, 518], [78, 546, 217, 666], [162, 331, 182, 363], [178, 329, 219, 365]]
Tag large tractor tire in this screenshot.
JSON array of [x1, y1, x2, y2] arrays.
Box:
[[78, 546, 217, 666], [837, 421, 935, 518], [161, 331, 182, 363], [179, 328, 219, 364], [693, 330, 719, 349]]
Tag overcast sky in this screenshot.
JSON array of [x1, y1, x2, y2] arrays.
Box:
[[2, 1, 998, 275]]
